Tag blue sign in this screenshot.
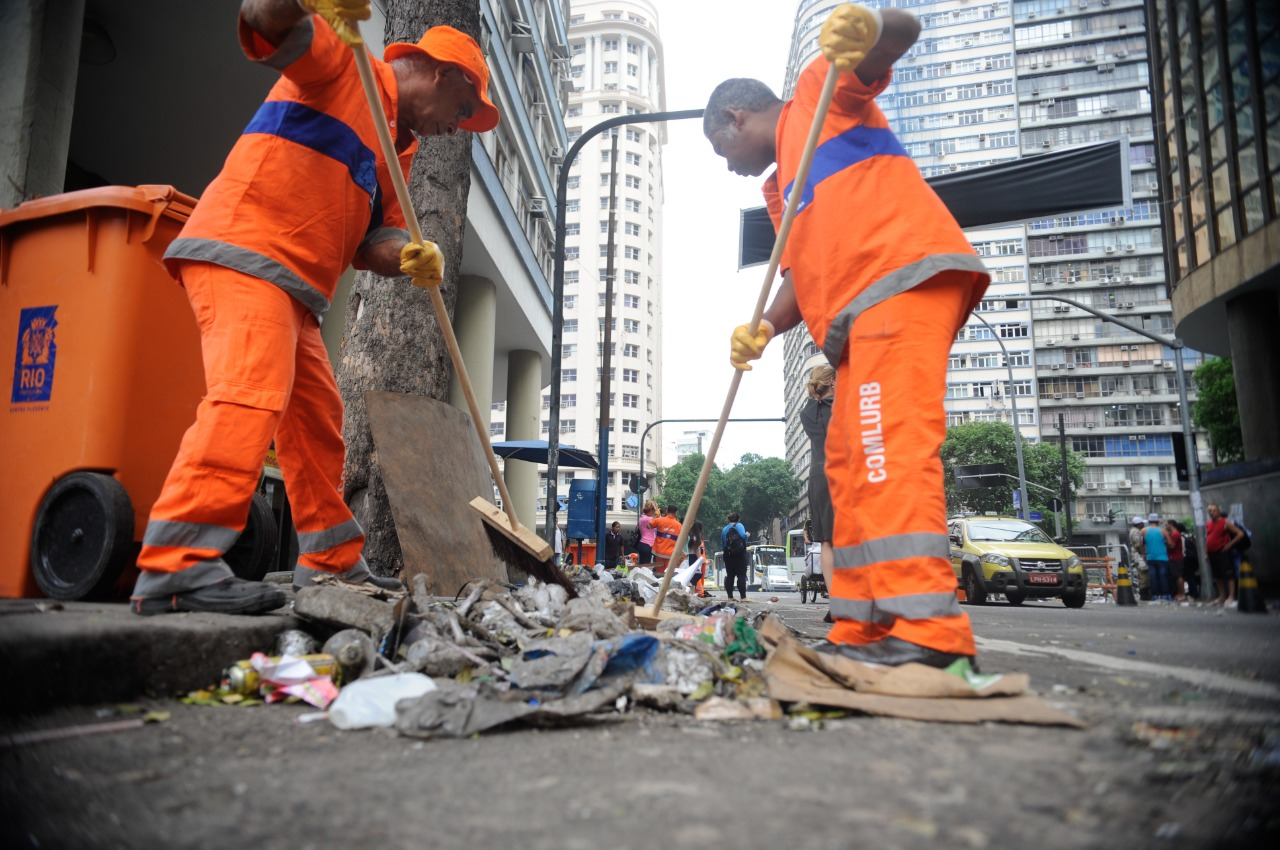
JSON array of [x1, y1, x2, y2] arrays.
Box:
[[1029, 511, 1043, 521], [1012, 488, 1021, 511], [625, 494, 638, 509], [12, 306, 58, 404]]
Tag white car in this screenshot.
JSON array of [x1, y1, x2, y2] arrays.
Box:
[[761, 565, 796, 593]]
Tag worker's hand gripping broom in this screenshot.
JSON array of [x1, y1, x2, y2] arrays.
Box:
[[337, 19, 573, 594]]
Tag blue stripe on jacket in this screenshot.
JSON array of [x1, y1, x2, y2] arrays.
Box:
[[244, 100, 378, 199], [783, 125, 909, 214]]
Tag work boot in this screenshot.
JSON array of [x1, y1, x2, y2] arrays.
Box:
[[813, 635, 979, 672], [131, 577, 287, 617]]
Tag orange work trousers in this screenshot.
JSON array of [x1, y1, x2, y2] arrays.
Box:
[[133, 262, 363, 596], [825, 270, 986, 656]]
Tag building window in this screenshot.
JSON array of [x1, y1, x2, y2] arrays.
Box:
[[565, 247, 579, 260], [624, 343, 639, 357], [567, 176, 580, 190], [563, 319, 578, 333], [627, 64, 638, 76], [623, 393, 638, 408], [624, 271, 640, 285], [602, 102, 621, 114], [563, 368, 577, 382], [624, 222, 640, 236], [566, 199, 579, 212], [622, 368, 639, 383], [604, 39, 618, 51], [624, 246, 640, 260], [565, 271, 578, 284], [625, 199, 641, 212], [565, 223, 579, 236], [624, 294, 640, 308], [490, 422, 504, 436], [604, 61, 618, 74], [626, 152, 642, 166], [625, 175, 641, 189], [624, 319, 640, 333], [563, 344, 576, 358], [623, 419, 638, 434], [562, 394, 577, 408]]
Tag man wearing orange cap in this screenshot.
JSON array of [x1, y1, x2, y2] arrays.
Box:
[[130, 0, 500, 615], [705, 4, 989, 670]]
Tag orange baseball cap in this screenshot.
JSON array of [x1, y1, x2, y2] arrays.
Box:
[[383, 26, 500, 132]]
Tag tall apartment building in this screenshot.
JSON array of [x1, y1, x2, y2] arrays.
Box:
[[780, 0, 1201, 539], [492, 0, 668, 533]]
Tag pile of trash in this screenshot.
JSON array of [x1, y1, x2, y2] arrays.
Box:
[[207, 567, 779, 737], [199, 565, 1086, 735]]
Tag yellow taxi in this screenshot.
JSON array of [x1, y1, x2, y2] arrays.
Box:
[[948, 515, 1087, 608]]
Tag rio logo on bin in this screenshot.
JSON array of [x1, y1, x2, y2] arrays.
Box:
[[12, 306, 58, 405]]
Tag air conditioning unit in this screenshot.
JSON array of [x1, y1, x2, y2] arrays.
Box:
[[1121, 301, 1135, 308], [1051, 364, 1060, 370], [1045, 59, 1054, 67], [1116, 50, 1128, 59], [1076, 392, 1085, 398], [1028, 12, 1037, 19], [1053, 393, 1064, 399], [1086, 482, 1098, 489], [1072, 334, 1080, 340], [1123, 275, 1134, 283], [1067, 363, 1076, 369], [1124, 244, 1136, 252], [1043, 99, 1056, 107], [1118, 479, 1132, 489], [1085, 422, 1096, 428], [529, 196, 548, 218], [1046, 340, 1057, 346], [1042, 140, 1052, 148], [1152, 496, 1164, 504], [1148, 181, 1159, 191]]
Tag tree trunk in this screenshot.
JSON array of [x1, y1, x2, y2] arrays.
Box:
[[337, 0, 480, 577]]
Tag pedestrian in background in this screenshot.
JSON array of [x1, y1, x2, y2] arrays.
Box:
[[1205, 504, 1245, 607], [604, 521, 624, 568], [800, 364, 836, 623], [1165, 518, 1186, 602], [686, 521, 705, 567], [722, 512, 750, 601], [650, 504, 683, 576], [1128, 516, 1149, 600], [1179, 521, 1202, 599], [1143, 513, 1172, 602], [637, 499, 658, 565]]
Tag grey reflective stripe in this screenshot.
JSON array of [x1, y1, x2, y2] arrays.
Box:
[[257, 16, 314, 71], [143, 519, 242, 553], [822, 253, 991, 364], [293, 556, 371, 588], [297, 517, 365, 555], [360, 227, 409, 250], [829, 591, 964, 624], [833, 532, 951, 570], [164, 238, 332, 317], [132, 559, 235, 598]]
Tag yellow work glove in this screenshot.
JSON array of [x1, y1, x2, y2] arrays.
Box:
[[298, 0, 370, 47], [400, 241, 445, 288], [730, 319, 775, 371], [819, 4, 883, 73]]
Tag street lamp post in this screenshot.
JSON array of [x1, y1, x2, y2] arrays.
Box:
[[1023, 294, 1211, 599], [635, 417, 785, 524], [972, 314, 1030, 523], [545, 108, 704, 550]]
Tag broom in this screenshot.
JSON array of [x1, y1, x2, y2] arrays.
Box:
[[638, 63, 841, 627], [344, 29, 575, 597]]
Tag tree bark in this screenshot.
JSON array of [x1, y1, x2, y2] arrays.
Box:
[[337, 0, 480, 577]]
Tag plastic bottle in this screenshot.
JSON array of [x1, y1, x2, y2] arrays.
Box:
[[327, 672, 436, 730]]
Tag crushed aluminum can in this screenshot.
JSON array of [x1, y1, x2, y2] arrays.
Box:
[[225, 654, 341, 695]]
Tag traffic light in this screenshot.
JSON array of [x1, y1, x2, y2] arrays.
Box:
[[1106, 509, 1117, 525]]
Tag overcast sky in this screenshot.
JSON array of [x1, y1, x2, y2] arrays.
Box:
[[648, 0, 798, 470]]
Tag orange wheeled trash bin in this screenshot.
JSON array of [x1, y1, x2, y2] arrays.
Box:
[[0, 185, 275, 600]]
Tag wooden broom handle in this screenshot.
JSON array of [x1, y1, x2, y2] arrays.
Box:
[[350, 47, 522, 527]]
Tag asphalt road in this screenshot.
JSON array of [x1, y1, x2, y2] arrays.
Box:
[[3, 594, 1277, 850]]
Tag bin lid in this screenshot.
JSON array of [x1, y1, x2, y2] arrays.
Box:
[[0, 185, 197, 230]]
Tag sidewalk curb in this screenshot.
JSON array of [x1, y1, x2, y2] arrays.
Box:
[[0, 600, 300, 716]]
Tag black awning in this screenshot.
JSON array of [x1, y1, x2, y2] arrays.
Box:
[[738, 139, 1130, 268]]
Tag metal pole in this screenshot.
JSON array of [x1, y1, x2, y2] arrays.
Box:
[[546, 108, 705, 546], [974, 314, 1028, 520], [594, 132, 621, 552], [1175, 346, 1213, 600]]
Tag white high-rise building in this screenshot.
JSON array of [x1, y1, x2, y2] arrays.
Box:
[[780, 0, 1200, 537], [496, 0, 668, 534]]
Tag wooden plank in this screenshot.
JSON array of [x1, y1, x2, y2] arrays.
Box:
[[365, 392, 510, 597]]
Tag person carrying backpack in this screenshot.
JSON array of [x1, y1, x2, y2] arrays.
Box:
[[722, 512, 749, 601]]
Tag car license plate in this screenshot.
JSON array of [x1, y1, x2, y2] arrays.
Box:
[[1028, 573, 1057, 585]]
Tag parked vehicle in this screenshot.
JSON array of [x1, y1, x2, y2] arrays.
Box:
[[761, 565, 797, 593], [948, 515, 1087, 608]]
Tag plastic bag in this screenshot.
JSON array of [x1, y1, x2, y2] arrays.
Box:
[[328, 672, 436, 730]]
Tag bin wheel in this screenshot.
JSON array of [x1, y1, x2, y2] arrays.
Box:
[[224, 493, 279, 582], [30, 472, 134, 601]]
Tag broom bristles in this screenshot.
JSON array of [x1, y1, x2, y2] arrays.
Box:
[[481, 522, 578, 598]]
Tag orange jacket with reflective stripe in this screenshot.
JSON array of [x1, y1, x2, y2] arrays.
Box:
[[651, 515, 682, 559], [164, 16, 415, 317], [764, 59, 989, 364]]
